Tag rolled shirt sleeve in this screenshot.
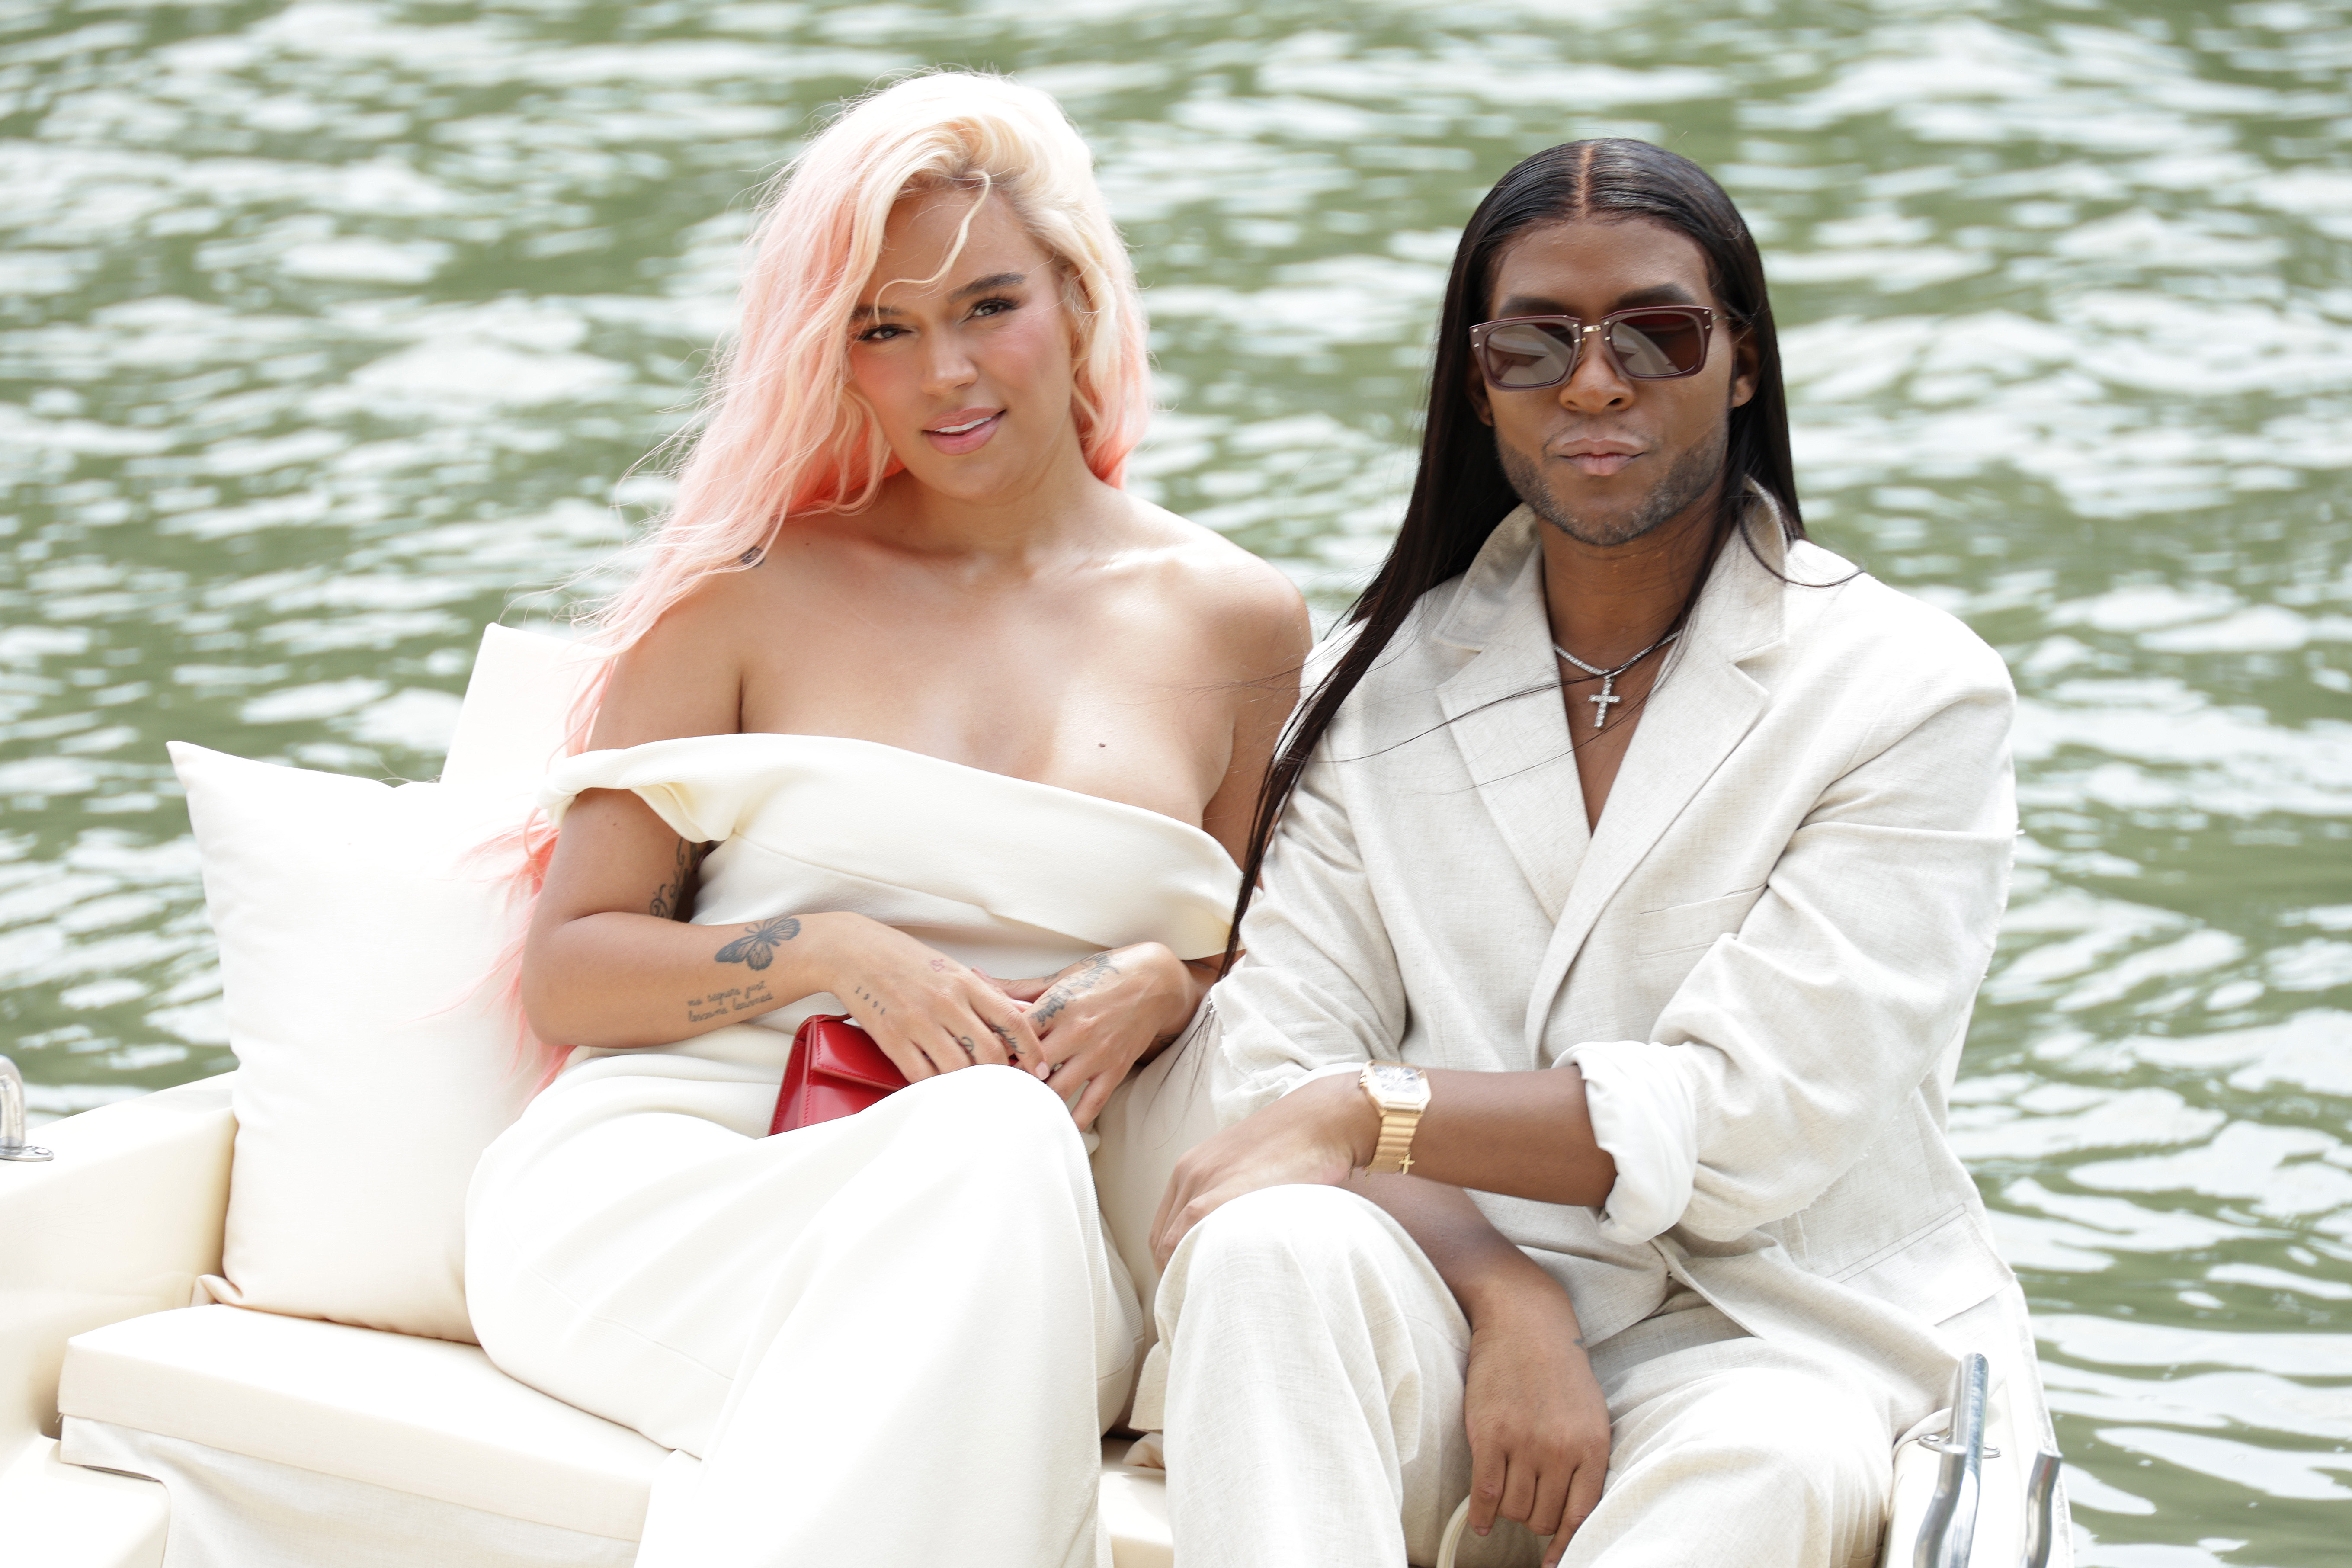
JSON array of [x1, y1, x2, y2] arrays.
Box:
[[1562, 1039, 1699, 1244]]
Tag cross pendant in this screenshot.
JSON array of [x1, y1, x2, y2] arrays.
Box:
[[1587, 679, 1621, 730]]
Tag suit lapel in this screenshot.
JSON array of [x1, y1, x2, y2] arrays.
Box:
[[1520, 510, 1789, 1053], [1432, 513, 1588, 923]]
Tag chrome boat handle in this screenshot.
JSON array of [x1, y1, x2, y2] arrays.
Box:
[[1914, 1351, 1990, 1568], [2021, 1447, 2062, 1568], [0, 1054, 54, 1161]]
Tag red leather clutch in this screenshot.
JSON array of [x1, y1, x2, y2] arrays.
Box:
[[769, 1013, 909, 1135]]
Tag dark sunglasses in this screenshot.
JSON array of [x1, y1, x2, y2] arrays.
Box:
[[1469, 306, 1719, 389]]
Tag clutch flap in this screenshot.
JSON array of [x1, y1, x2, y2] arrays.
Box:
[[802, 1016, 907, 1093]]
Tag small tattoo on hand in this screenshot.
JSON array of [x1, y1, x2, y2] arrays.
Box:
[[929, 957, 948, 972], [1031, 951, 1116, 1027]]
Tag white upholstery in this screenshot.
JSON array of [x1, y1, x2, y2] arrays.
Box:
[[62, 1423, 635, 1568], [162, 624, 589, 1346], [0, 1436, 167, 1568], [58, 1305, 1176, 1565], [60, 1306, 664, 1539], [0, 1074, 234, 1455], [172, 742, 541, 1342], [442, 624, 597, 786], [0, 1074, 232, 1568]]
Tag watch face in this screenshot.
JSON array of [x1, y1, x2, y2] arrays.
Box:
[[1367, 1062, 1427, 1106]]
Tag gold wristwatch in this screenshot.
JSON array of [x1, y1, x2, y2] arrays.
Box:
[[1358, 1061, 1432, 1176]]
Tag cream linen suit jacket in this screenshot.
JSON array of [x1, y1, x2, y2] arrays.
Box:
[[1213, 500, 2019, 1420]]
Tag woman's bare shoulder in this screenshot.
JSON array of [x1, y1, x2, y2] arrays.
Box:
[[584, 571, 755, 749], [1121, 496, 1311, 670]]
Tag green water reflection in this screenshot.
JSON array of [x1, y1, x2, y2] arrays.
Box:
[[3, 0, 2348, 1559]]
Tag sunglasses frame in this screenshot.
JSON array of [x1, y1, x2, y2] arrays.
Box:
[[1469, 305, 1720, 389]]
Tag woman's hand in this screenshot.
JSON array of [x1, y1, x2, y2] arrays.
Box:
[[1461, 1284, 1612, 1564], [811, 914, 1044, 1081], [998, 944, 1202, 1129], [1150, 1071, 1373, 1267]]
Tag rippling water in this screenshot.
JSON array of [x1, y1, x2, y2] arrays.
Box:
[[3, 0, 2348, 1558]]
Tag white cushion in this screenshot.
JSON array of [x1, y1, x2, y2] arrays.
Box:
[[171, 740, 537, 1341], [442, 625, 596, 787], [61, 1306, 1176, 1563], [59, 1306, 662, 1540]]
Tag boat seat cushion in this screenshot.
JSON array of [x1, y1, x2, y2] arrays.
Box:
[[171, 626, 591, 1345], [58, 1305, 1176, 1564], [174, 740, 541, 1344], [169, 620, 602, 1344], [59, 1305, 664, 1540]]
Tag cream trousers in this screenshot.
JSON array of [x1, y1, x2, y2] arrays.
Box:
[[465, 1058, 1131, 1568], [1150, 1186, 1895, 1568]]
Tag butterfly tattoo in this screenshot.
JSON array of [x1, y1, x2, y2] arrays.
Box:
[[715, 916, 801, 971]]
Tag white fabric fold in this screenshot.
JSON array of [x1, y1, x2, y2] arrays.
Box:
[[1277, 1061, 1366, 1096], [540, 732, 1238, 961], [1564, 1039, 1700, 1245], [61, 1420, 640, 1568]]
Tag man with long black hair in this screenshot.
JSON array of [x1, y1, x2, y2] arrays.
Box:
[[1138, 141, 2062, 1566]]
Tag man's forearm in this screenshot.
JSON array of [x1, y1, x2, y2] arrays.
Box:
[[1352, 1175, 1585, 1335], [1308, 1066, 1619, 1208], [1153, 1062, 1621, 1269]]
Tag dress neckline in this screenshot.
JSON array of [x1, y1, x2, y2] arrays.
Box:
[[576, 731, 1233, 866]]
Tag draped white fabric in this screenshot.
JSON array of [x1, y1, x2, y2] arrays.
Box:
[[470, 734, 1238, 1568], [540, 732, 1237, 1043], [64, 1420, 640, 1568]]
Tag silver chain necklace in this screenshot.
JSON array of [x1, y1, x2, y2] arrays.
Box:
[[1552, 630, 1681, 730]]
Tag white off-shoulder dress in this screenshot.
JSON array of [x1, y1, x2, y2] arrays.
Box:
[[464, 734, 1238, 1568]]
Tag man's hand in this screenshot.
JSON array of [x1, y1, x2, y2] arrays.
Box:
[[1345, 1175, 1612, 1564], [1462, 1287, 1611, 1564], [1150, 1072, 1375, 1268]]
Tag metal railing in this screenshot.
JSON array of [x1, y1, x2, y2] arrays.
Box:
[[1911, 1350, 2064, 1568], [0, 1053, 54, 1161], [2022, 1449, 2061, 1568]]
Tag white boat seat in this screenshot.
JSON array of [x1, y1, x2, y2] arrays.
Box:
[[60, 1305, 665, 1541], [57, 1304, 1175, 1564]]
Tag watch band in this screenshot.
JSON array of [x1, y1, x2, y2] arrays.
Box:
[[1359, 1063, 1430, 1177], [1366, 1106, 1423, 1176]]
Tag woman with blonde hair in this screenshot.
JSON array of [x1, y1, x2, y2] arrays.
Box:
[[462, 71, 1306, 1567]]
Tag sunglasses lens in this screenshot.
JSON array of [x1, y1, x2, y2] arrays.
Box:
[[1480, 321, 1577, 388], [1605, 311, 1706, 377]]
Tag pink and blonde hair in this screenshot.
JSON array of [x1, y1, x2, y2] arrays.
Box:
[[490, 72, 1150, 1083], [577, 69, 1150, 705]]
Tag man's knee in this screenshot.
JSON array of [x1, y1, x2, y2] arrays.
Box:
[[1657, 1368, 1888, 1511], [1167, 1184, 1394, 1309]]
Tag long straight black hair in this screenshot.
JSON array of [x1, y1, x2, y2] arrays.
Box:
[[1223, 138, 1805, 960]]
